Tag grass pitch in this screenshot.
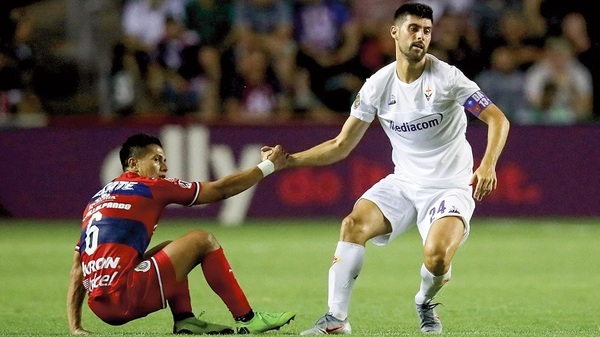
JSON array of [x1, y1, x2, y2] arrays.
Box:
[[0, 218, 599, 336]]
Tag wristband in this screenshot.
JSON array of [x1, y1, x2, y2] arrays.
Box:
[[257, 160, 275, 177]]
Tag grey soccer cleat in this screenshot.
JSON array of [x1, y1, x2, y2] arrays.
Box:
[[300, 312, 351, 335], [416, 301, 443, 334]]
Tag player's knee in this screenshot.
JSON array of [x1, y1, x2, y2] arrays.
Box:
[[188, 229, 221, 251], [340, 215, 368, 243], [423, 245, 451, 275]]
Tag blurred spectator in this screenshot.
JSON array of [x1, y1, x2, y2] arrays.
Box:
[[109, 43, 137, 117], [121, 0, 185, 59], [524, 80, 573, 125], [117, 0, 185, 109], [0, 48, 22, 117], [357, 21, 395, 75], [293, 0, 369, 118], [184, 0, 234, 119], [521, 0, 548, 37], [0, 6, 45, 128], [427, 11, 482, 79], [560, 12, 600, 122], [482, 9, 545, 72], [523, 37, 593, 124], [232, 0, 295, 90], [538, 0, 596, 39], [475, 46, 528, 123], [156, 17, 213, 116], [351, 0, 399, 37], [185, 0, 233, 48], [221, 46, 292, 124], [10, 8, 35, 84], [470, 0, 522, 49], [350, 0, 397, 78]]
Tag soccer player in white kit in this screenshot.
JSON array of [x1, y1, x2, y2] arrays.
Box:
[[285, 3, 510, 335]]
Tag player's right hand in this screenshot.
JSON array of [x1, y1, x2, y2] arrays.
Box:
[[470, 163, 497, 201], [262, 145, 288, 171]]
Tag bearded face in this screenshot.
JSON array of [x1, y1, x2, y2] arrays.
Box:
[[391, 15, 432, 63]]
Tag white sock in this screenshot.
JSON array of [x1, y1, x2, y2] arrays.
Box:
[[328, 241, 365, 320], [414, 264, 451, 304]]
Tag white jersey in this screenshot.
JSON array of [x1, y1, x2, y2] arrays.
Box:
[[351, 54, 481, 188]]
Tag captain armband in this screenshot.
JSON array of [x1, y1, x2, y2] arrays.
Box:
[[463, 90, 492, 117]]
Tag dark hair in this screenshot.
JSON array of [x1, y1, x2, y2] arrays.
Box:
[[119, 133, 163, 170], [394, 2, 434, 23]]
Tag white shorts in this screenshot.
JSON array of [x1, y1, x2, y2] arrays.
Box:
[[357, 174, 475, 246]]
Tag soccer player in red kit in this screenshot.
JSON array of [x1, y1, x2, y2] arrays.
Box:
[[67, 133, 295, 335]]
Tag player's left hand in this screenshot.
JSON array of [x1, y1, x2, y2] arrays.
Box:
[[470, 163, 497, 201]]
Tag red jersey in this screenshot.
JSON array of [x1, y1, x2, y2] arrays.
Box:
[[75, 172, 200, 299]]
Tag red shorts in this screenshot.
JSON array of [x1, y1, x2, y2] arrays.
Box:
[[88, 250, 178, 325]]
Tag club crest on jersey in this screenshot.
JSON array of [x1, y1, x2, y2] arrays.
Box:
[[353, 93, 361, 109], [424, 85, 433, 101], [134, 261, 151, 272]]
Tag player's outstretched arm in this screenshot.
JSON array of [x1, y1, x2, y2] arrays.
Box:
[[194, 145, 287, 204], [67, 251, 91, 335], [470, 104, 510, 201], [287, 116, 370, 168]]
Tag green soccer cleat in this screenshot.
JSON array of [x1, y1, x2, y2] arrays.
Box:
[[173, 316, 234, 335], [236, 310, 296, 334]]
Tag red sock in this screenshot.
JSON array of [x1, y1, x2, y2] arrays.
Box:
[[202, 247, 251, 318], [168, 277, 193, 317]]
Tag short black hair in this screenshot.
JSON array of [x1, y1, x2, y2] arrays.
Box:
[[394, 2, 434, 24], [119, 133, 163, 171]]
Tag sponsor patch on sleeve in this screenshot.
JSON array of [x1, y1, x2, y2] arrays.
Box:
[[178, 180, 192, 189]]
